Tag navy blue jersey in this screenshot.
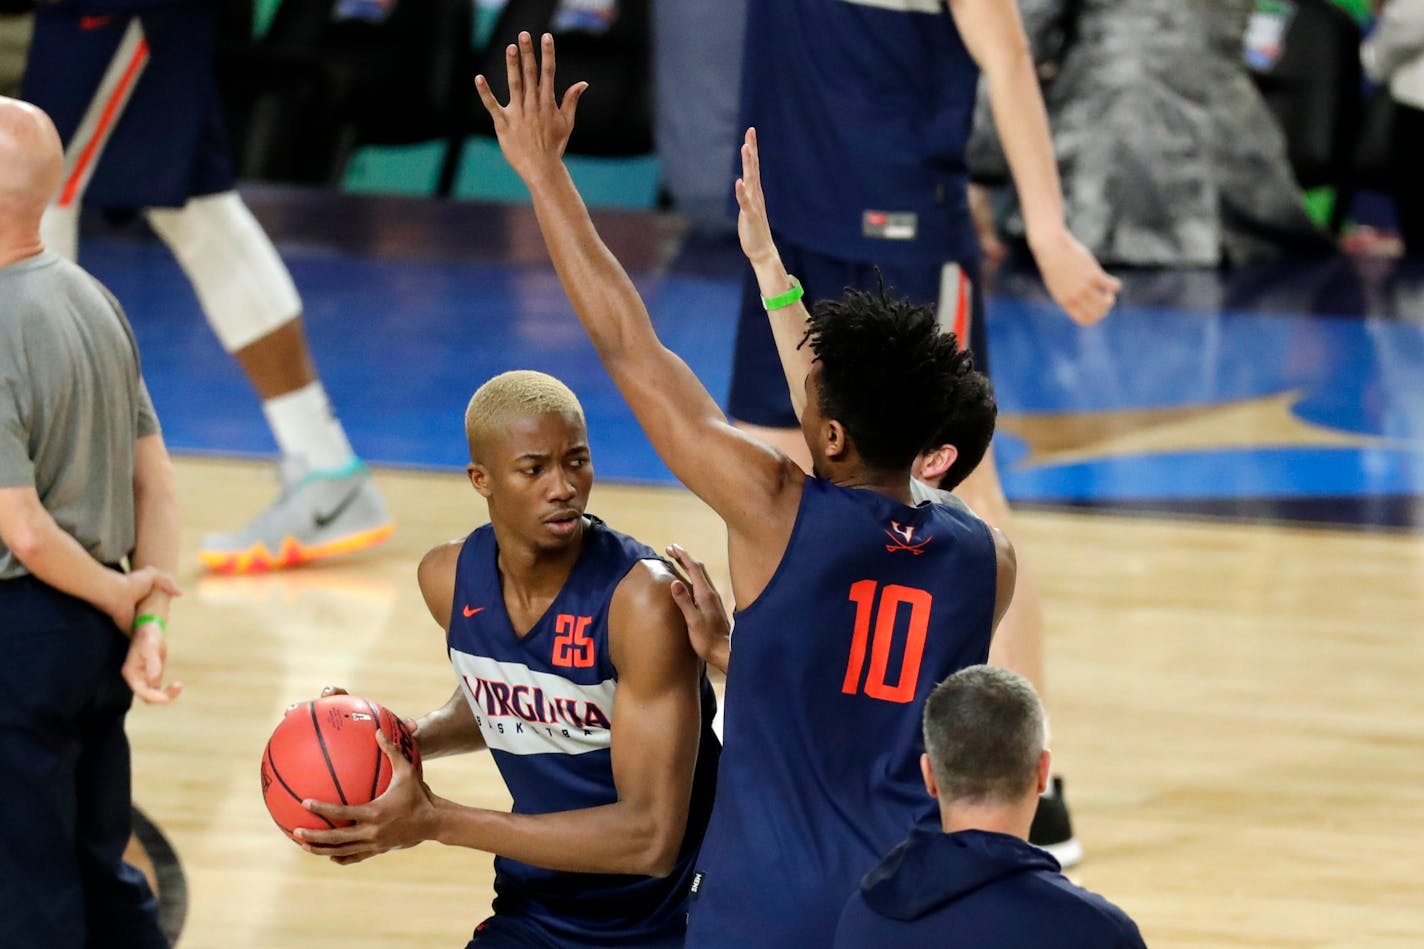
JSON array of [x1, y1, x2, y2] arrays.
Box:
[[23, 1, 234, 211], [739, 0, 981, 267], [449, 516, 720, 946], [685, 478, 998, 948]]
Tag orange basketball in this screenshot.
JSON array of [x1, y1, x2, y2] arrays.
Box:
[[260, 694, 421, 842]]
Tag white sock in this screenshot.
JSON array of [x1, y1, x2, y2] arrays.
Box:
[[261, 381, 357, 472]]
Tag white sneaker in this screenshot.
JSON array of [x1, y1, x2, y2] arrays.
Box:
[[198, 459, 394, 573]]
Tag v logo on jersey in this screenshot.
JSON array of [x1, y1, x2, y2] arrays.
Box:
[[463, 605, 484, 618], [884, 521, 932, 555]]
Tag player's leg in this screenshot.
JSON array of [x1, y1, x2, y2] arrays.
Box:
[[144, 191, 394, 573], [946, 262, 1082, 867], [0, 580, 112, 948], [75, 620, 168, 949]]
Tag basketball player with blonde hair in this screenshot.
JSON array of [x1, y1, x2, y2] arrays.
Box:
[[298, 370, 720, 949]]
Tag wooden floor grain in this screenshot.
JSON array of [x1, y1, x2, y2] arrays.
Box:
[[127, 457, 1424, 948]]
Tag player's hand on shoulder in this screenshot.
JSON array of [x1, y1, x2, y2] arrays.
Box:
[[474, 31, 589, 184], [297, 728, 440, 864], [1029, 225, 1121, 326], [666, 544, 731, 676]]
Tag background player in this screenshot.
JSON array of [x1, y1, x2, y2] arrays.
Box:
[[21, 0, 392, 573], [0, 95, 182, 948], [296, 371, 720, 949], [834, 666, 1146, 947], [727, 0, 1124, 862], [478, 33, 1014, 947]]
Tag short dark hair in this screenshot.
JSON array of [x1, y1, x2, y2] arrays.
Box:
[[807, 285, 990, 472], [927, 361, 996, 491], [922, 665, 1045, 805]]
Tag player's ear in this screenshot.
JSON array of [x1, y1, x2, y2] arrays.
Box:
[[916, 444, 958, 484], [823, 418, 848, 461], [467, 462, 493, 498], [920, 754, 939, 799]]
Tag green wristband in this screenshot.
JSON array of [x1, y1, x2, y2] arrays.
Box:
[[762, 275, 804, 311], [132, 613, 167, 636]]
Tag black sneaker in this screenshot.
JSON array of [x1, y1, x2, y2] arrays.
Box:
[[1029, 776, 1083, 868]]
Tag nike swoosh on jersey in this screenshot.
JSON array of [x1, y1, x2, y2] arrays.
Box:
[[463, 605, 484, 618], [80, 15, 115, 30]]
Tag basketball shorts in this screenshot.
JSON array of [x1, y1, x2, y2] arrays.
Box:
[[466, 913, 685, 949], [22, 2, 235, 211], [727, 238, 988, 428]]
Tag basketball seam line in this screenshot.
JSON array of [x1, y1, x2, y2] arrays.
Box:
[[308, 701, 350, 806], [363, 697, 382, 803], [266, 745, 337, 829]]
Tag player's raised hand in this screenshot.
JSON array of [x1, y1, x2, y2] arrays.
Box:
[[297, 728, 438, 864], [734, 127, 780, 269], [1030, 226, 1121, 326], [475, 32, 588, 184], [666, 544, 731, 676]]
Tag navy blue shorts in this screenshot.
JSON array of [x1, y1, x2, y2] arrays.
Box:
[[728, 238, 988, 428], [466, 913, 685, 949], [0, 575, 166, 949], [22, 3, 234, 211]]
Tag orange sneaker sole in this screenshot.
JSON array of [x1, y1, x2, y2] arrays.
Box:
[[198, 522, 395, 574]]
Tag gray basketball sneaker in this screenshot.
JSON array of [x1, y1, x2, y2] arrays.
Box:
[[198, 459, 394, 573]]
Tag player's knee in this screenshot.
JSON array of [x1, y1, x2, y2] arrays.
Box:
[[145, 192, 301, 352]]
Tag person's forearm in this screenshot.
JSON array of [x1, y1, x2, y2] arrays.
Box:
[[523, 162, 657, 365], [131, 459, 179, 623], [983, 41, 1067, 246], [414, 688, 485, 759], [429, 795, 681, 876], [9, 513, 125, 617], [747, 254, 815, 421]]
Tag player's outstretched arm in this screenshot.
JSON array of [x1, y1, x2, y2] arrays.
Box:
[[735, 127, 816, 422], [301, 562, 710, 876], [949, 0, 1120, 325], [475, 33, 799, 538]]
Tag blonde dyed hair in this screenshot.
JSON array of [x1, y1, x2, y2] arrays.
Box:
[[464, 370, 586, 462]]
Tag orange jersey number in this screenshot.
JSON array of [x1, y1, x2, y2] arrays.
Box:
[[551, 614, 596, 668], [842, 580, 932, 703]]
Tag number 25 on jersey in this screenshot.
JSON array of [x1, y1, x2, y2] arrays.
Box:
[[842, 580, 932, 704]]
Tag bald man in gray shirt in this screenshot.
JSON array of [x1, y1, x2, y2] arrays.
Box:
[[0, 95, 182, 949]]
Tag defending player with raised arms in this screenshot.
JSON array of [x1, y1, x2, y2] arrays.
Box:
[[295, 371, 720, 949], [477, 34, 1016, 948]]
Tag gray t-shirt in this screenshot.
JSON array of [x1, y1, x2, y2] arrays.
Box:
[[910, 476, 978, 518], [0, 251, 159, 579]]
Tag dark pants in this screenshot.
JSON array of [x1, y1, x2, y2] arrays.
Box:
[[0, 576, 167, 949], [1393, 102, 1424, 258], [466, 914, 686, 949]]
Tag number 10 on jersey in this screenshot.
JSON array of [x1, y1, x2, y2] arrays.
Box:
[[842, 580, 932, 704]]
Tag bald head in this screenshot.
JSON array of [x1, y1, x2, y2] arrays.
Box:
[[0, 97, 64, 228]]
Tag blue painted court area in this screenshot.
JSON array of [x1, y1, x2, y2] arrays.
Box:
[[83, 225, 1424, 529]]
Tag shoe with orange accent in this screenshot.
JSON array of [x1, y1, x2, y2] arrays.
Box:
[[197, 459, 394, 574]]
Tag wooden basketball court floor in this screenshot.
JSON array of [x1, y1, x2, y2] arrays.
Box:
[[122, 455, 1424, 949]]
